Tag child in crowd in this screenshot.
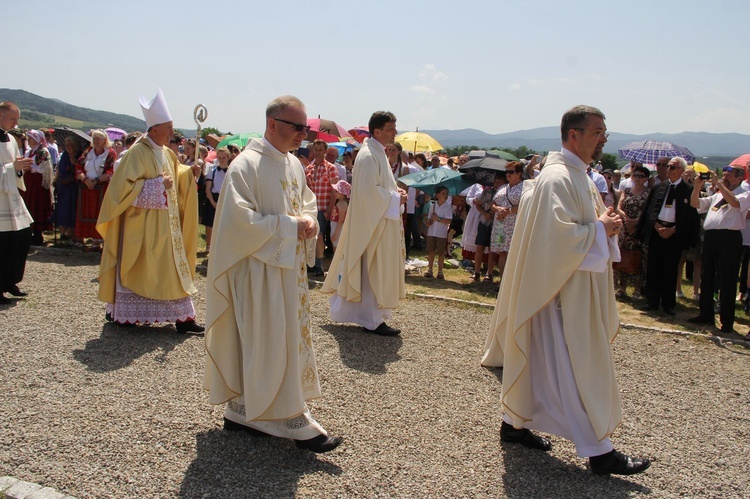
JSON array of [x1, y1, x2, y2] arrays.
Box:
[[329, 180, 351, 252], [202, 147, 231, 255], [424, 186, 453, 279]]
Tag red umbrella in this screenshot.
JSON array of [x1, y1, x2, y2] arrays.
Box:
[[730, 154, 750, 168], [348, 126, 370, 143], [307, 117, 352, 142]]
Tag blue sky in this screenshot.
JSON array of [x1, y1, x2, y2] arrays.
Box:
[[6, 0, 749, 136]]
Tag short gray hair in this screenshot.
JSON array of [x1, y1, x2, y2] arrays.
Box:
[[266, 95, 305, 119], [669, 157, 688, 169]]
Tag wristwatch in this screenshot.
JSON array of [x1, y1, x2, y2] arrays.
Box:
[[438, 217, 443, 222]]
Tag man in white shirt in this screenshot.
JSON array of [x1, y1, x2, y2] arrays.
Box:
[[688, 164, 750, 332]]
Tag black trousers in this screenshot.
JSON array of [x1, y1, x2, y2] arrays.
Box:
[[645, 229, 681, 310], [0, 227, 32, 293], [699, 230, 743, 327]]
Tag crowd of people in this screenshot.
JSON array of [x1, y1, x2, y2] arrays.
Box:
[[2, 93, 749, 476]]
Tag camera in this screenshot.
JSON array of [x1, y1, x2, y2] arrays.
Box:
[[699, 172, 711, 180]]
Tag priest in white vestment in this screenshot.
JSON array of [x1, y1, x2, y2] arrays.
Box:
[[481, 105, 651, 476], [321, 111, 406, 336], [0, 101, 34, 304], [203, 96, 343, 454]]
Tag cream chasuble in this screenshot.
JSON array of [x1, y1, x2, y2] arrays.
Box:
[[481, 150, 622, 446], [321, 137, 405, 318], [203, 138, 321, 423], [97, 139, 198, 305]]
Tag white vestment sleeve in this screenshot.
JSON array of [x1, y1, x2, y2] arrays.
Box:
[[577, 221, 618, 273], [384, 191, 401, 220]]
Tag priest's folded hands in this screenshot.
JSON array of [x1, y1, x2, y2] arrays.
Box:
[[297, 215, 318, 239]]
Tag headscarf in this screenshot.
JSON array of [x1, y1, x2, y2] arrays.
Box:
[[26, 129, 47, 149]]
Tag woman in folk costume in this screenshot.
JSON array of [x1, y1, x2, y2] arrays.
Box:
[[75, 129, 116, 249], [50, 137, 82, 242], [97, 88, 203, 333], [20, 129, 54, 245]]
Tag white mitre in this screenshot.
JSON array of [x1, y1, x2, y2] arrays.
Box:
[[139, 88, 172, 128]]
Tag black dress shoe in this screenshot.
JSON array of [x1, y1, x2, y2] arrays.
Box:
[[688, 315, 714, 325], [663, 308, 676, 316], [176, 320, 205, 334], [105, 312, 114, 322], [720, 324, 735, 333], [500, 421, 552, 452], [639, 304, 658, 312], [0, 294, 11, 305], [294, 434, 344, 453], [223, 418, 271, 437], [363, 322, 401, 336], [6, 285, 27, 297], [590, 449, 651, 475]]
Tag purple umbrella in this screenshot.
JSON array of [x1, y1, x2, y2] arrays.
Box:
[[618, 140, 695, 165], [104, 127, 127, 141]]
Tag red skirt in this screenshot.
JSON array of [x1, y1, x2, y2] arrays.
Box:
[[75, 183, 109, 239], [20, 172, 52, 231]]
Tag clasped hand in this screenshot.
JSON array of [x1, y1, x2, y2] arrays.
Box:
[[296, 216, 317, 240], [598, 206, 623, 237]]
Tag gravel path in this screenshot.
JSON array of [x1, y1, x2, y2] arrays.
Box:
[[1, 249, 748, 498]]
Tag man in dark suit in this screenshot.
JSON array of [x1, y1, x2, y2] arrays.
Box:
[[637, 157, 699, 315]]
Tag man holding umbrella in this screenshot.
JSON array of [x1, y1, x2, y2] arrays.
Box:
[[322, 111, 407, 336]]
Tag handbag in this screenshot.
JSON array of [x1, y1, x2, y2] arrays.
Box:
[[613, 247, 642, 274]]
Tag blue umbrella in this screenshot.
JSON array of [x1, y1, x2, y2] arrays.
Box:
[[618, 140, 695, 165], [399, 168, 473, 196]]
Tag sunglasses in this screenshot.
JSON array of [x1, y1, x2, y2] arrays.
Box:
[[275, 118, 312, 133], [632, 174, 647, 179], [723, 166, 741, 173], [667, 164, 683, 170]]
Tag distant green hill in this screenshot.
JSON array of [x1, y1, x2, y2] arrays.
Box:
[[0, 88, 146, 132]]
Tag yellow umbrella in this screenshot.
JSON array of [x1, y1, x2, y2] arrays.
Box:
[[691, 161, 710, 173], [395, 131, 443, 153]]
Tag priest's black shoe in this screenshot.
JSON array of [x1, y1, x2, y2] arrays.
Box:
[[589, 449, 651, 475], [0, 294, 11, 305], [639, 304, 658, 312], [295, 434, 344, 453], [500, 421, 552, 452], [687, 315, 714, 325], [662, 308, 676, 316], [6, 285, 27, 297], [363, 322, 401, 336], [223, 418, 271, 437], [176, 320, 205, 334]]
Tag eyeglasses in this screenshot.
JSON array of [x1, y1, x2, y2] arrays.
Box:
[[667, 164, 684, 170], [573, 128, 609, 140], [655, 163, 669, 167], [275, 118, 311, 133], [632, 174, 647, 179]]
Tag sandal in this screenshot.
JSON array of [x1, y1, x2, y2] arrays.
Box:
[[470, 272, 480, 281], [424, 271, 434, 278], [436, 272, 444, 280], [483, 275, 493, 283]]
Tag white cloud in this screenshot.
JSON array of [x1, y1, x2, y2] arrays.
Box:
[[409, 64, 450, 129], [527, 79, 546, 87], [678, 107, 750, 134], [509, 83, 521, 91]]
